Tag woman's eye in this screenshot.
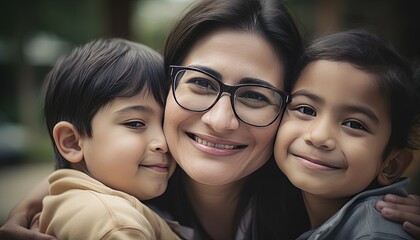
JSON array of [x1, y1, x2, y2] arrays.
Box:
[[236, 91, 271, 109], [124, 121, 145, 129], [343, 120, 367, 131], [189, 78, 216, 90], [194, 78, 211, 88], [296, 106, 316, 116], [185, 78, 219, 95], [240, 91, 269, 102]]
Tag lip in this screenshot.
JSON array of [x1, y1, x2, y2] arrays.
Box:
[[187, 132, 247, 156], [139, 163, 170, 173], [293, 154, 341, 171]]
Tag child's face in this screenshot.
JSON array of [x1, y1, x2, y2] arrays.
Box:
[[79, 91, 176, 200], [275, 60, 392, 198]]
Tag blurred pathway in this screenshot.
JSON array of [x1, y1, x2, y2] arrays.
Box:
[[0, 163, 53, 224]]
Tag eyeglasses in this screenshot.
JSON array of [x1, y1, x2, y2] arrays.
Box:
[[169, 65, 291, 127]]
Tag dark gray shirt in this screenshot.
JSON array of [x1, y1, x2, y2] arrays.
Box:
[[297, 178, 413, 240]]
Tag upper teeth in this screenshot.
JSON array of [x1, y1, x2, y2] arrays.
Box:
[[194, 136, 235, 149]]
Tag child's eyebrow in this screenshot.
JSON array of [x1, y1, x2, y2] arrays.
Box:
[[115, 105, 155, 114], [292, 90, 380, 123], [342, 105, 380, 124], [291, 90, 324, 104]]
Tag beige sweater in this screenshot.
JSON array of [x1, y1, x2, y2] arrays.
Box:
[[39, 169, 181, 240]]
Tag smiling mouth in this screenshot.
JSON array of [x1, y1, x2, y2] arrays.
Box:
[[139, 164, 169, 172], [294, 154, 341, 170], [187, 133, 247, 150], [312, 161, 341, 169]]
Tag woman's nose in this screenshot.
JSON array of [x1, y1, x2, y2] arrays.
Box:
[[201, 94, 240, 132]]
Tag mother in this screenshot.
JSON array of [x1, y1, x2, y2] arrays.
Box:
[[2, 0, 420, 239], [150, 0, 307, 238]]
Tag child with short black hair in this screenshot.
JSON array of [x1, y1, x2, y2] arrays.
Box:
[[275, 29, 420, 239], [39, 38, 181, 239]]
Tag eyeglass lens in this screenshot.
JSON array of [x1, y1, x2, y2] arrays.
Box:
[[172, 68, 285, 126]]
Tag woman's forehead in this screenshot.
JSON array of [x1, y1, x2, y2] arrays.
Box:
[[181, 29, 284, 89]]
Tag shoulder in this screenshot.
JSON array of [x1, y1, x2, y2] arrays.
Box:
[[314, 195, 413, 239], [40, 187, 159, 239]]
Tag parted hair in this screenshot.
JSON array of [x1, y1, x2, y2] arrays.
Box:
[[164, 0, 304, 89]]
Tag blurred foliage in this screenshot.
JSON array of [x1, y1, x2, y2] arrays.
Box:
[[0, 0, 103, 43], [36, 0, 103, 42], [285, 0, 420, 61], [0, 0, 105, 123], [132, 0, 186, 52]]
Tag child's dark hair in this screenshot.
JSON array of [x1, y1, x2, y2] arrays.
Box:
[[43, 38, 167, 169], [288, 29, 420, 159]]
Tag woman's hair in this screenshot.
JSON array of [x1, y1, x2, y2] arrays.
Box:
[[164, 0, 304, 89], [290, 29, 420, 159], [148, 0, 309, 239], [43, 38, 167, 169]]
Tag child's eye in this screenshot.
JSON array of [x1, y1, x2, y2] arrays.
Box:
[[296, 106, 316, 116], [124, 121, 145, 129], [342, 120, 367, 131]]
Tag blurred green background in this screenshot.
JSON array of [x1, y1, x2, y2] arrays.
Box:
[[1, 0, 419, 225]]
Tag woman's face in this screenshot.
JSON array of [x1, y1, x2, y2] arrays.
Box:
[[164, 28, 284, 185]]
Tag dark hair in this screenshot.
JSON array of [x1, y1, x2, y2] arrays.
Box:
[[289, 29, 420, 158], [147, 0, 309, 239], [164, 0, 304, 88], [43, 38, 167, 169]]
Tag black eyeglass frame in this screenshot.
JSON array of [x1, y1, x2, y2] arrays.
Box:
[[169, 65, 291, 127]]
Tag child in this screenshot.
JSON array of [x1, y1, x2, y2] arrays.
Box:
[[38, 38, 182, 239], [275, 29, 420, 239]]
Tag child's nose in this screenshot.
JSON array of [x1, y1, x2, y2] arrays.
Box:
[[149, 129, 168, 153], [304, 117, 336, 150]]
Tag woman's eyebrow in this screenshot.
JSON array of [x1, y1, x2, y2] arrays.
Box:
[[188, 65, 222, 79], [189, 64, 276, 88], [239, 77, 276, 88]]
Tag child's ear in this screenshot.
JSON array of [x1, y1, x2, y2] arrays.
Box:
[[377, 149, 413, 186], [53, 121, 83, 163]]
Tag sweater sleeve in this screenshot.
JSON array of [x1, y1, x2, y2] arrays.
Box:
[[40, 190, 157, 240]]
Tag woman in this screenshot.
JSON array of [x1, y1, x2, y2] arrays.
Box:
[[149, 0, 308, 239], [1, 0, 420, 239]]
